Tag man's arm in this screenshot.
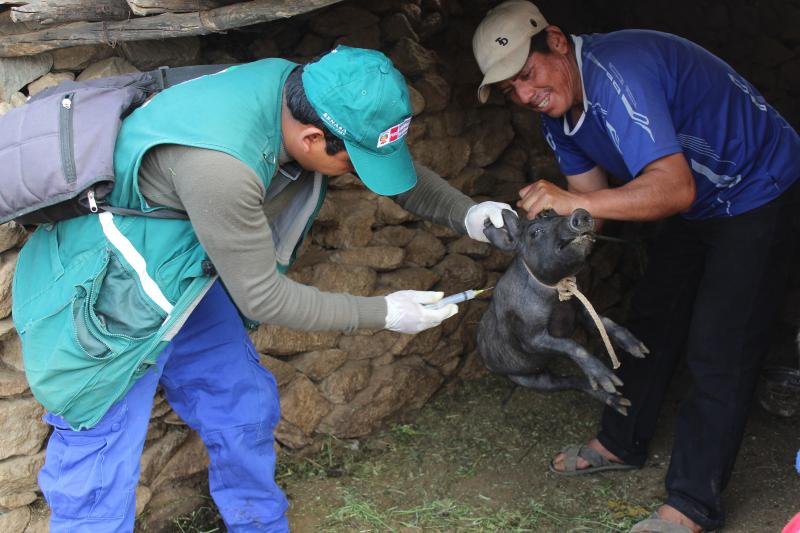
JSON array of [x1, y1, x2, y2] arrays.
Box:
[[393, 162, 476, 234], [517, 152, 696, 221]]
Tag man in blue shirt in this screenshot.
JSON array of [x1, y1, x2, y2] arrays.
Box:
[[473, 2, 800, 532]]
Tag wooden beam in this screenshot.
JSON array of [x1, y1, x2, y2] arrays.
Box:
[[0, 0, 345, 57], [126, 1, 238, 17], [10, 1, 131, 25]]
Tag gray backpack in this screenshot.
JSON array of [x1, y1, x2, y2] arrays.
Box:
[[0, 65, 230, 225]]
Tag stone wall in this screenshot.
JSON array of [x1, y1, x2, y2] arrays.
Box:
[[0, 0, 797, 530]]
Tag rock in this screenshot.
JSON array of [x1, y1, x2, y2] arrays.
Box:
[[413, 73, 450, 112], [250, 325, 340, 357], [403, 324, 443, 355], [480, 247, 514, 273], [280, 376, 332, 435], [754, 36, 795, 68], [0, 452, 45, 499], [382, 13, 419, 44], [0, 506, 30, 533], [375, 196, 415, 225], [310, 263, 378, 295], [423, 338, 464, 375], [319, 361, 372, 404], [249, 37, 280, 59], [466, 110, 516, 168], [399, 3, 422, 25], [140, 428, 190, 485], [27, 72, 74, 97], [21, 499, 48, 533], [289, 349, 348, 381], [407, 83, 426, 116], [294, 33, 330, 58], [447, 236, 492, 259], [416, 110, 466, 138], [338, 330, 408, 360], [328, 172, 366, 190], [0, 251, 18, 319], [319, 357, 443, 438], [0, 224, 29, 256], [433, 254, 486, 295], [119, 37, 202, 70], [312, 192, 377, 248], [404, 231, 445, 268], [0, 366, 28, 397], [418, 12, 445, 40], [448, 166, 491, 196], [77, 57, 139, 81], [457, 349, 490, 380], [151, 432, 208, 490], [0, 321, 23, 372], [335, 26, 381, 50], [330, 246, 405, 272], [274, 419, 314, 449], [0, 398, 48, 460], [310, 5, 379, 37], [371, 226, 416, 247], [378, 267, 440, 291], [0, 54, 52, 101], [138, 484, 206, 533], [135, 485, 151, 517], [51, 45, 115, 71], [389, 38, 437, 76], [410, 137, 471, 178], [0, 491, 36, 509], [259, 354, 296, 387]]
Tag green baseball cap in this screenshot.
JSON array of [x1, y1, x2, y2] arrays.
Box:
[[302, 46, 417, 196]]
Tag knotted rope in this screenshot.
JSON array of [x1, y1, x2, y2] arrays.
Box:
[[522, 261, 621, 369]]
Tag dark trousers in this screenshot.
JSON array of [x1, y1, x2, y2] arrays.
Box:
[[597, 181, 800, 531]]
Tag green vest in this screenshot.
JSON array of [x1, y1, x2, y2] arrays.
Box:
[[12, 59, 325, 429]]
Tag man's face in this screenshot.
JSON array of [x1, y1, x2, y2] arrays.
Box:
[[496, 38, 581, 118], [297, 143, 355, 177]]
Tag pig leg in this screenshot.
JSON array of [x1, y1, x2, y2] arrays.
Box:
[[577, 309, 649, 359], [522, 333, 623, 395], [507, 373, 632, 415]]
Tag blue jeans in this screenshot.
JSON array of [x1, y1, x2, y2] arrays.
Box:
[[38, 282, 289, 532]]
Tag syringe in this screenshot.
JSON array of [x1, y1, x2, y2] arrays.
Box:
[[425, 287, 493, 310]]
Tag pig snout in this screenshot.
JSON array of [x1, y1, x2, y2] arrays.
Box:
[[568, 209, 593, 234]]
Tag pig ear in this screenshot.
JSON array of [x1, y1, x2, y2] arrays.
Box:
[[482, 209, 520, 252]]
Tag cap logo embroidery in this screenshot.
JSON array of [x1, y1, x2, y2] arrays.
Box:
[[377, 117, 411, 148], [495, 37, 509, 46], [322, 112, 347, 137]]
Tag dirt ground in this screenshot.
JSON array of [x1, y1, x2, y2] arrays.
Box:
[[170, 328, 800, 533]]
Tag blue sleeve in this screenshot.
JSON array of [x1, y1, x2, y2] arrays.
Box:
[[592, 53, 682, 176], [540, 117, 595, 176]]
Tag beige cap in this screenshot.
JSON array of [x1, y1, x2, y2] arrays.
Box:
[[472, 1, 548, 103]]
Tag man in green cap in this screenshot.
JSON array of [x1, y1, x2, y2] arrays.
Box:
[[12, 46, 511, 532]]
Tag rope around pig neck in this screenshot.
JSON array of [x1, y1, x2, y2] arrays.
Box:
[[521, 260, 621, 369]]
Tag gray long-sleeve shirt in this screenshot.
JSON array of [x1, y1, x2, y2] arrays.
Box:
[[138, 144, 474, 332]]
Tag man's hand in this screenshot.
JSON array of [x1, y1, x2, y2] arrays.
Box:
[[517, 180, 588, 219], [465, 201, 515, 242], [384, 291, 458, 334]]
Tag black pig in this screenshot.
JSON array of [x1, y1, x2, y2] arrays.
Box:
[[477, 209, 648, 414]]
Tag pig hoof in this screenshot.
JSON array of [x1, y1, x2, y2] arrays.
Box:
[[604, 394, 631, 415]]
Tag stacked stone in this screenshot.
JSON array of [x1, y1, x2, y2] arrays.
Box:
[[0, 0, 797, 529]]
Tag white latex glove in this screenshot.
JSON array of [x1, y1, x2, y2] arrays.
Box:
[[384, 290, 458, 334], [465, 201, 515, 242]]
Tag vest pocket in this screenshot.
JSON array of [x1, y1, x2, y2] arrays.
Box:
[[73, 250, 166, 360]]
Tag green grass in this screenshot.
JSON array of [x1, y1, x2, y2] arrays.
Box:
[[321, 491, 647, 532]]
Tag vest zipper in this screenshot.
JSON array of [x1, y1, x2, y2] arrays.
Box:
[[60, 93, 77, 185]]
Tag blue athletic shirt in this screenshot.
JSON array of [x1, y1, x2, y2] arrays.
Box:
[[541, 30, 800, 220]]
